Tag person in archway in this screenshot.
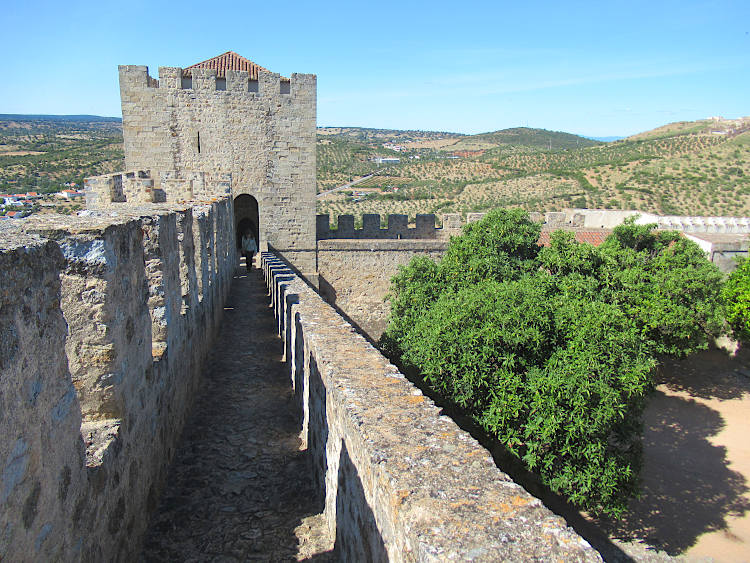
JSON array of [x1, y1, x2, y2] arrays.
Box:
[[241, 229, 257, 271]]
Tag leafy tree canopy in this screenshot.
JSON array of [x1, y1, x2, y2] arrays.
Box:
[[381, 209, 724, 516], [722, 257, 750, 341]]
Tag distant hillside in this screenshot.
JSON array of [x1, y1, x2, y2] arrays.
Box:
[[587, 136, 624, 143], [471, 127, 601, 150], [318, 127, 462, 145], [0, 114, 121, 122], [0, 114, 123, 193], [627, 116, 750, 141], [0, 114, 122, 138], [318, 118, 750, 221], [2, 113, 747, 220]]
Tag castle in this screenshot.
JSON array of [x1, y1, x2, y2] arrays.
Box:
[[88, 51, 317, 274], [84, 51, 749, 340], [1, 52, 748, 560]]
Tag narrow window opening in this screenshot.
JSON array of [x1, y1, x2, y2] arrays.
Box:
[[280, 80, 291, 95], [248, 79, 259, 93], [181, 76, 193, 89], [216, 78, 226, 91], [197, 132, 201, 154]]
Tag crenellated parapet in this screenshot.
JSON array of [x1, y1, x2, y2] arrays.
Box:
[[650, 214, 750, 233], [0, 198, 236, 561], [118, 64, 314, 97], [440, 210, 750, 235], [316, 213, 441, 239], [85, 170, 232, 208]]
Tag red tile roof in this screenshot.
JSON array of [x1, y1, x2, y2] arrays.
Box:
[[182, 51, 272, 80], [537, 230, 610, 247]]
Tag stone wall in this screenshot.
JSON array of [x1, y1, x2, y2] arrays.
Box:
[[317, 239, 448, 340], [0, 198, 235, 561], [118, 64, 316, 273], [262, 252, 600, 562], [85, 170, 233, 209], [317, 214, 443, 240]]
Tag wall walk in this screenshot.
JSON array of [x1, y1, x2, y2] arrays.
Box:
[[141, 265, 333, 561]]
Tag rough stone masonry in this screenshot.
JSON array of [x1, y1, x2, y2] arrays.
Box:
[[117, 51, 317, 274], [0, 199, 235, 561]]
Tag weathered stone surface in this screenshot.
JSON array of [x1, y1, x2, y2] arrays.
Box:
[[264, 252, 601, 562], [0, 233, 86, 560], [317, 239, 448, 340], [0, 199, 236, 562]]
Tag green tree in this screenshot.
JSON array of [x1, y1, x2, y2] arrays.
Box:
[[722, 258, 750, 341], [381, 209, 723, 516]]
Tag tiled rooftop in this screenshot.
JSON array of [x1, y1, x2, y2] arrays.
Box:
[[537, 230, 610, 247], [182, 51, 274, 80]]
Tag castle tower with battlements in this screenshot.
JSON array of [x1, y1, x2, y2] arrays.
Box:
[[114, 51, 317, 272]]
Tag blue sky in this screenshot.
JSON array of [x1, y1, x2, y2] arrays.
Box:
[[1, 0, 748, 136]]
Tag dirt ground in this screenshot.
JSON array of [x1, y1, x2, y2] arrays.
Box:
[[591, 345, 750, 562]]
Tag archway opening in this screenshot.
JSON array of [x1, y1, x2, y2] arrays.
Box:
[[234, 194, 259, 250]]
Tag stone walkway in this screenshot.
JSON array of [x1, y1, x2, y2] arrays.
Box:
[[140, 266, 333, 561]]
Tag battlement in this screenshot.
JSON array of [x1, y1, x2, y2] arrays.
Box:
[[0, 198, 235, 560], [85, 170, 232, 208], [542, 209, 750, 233], [118, 65, 315, 97], [316, 210, 750, 247], [316, 213, 442, 239]]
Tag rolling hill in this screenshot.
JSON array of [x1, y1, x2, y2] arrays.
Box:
[[1, 114, 748, 222], [317, 118, 750, 223]]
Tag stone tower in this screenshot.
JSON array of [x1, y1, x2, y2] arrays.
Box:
[[118, 51, 317, 272]]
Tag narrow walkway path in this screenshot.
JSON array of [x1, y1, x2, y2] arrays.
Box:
[[141, 267, 331, 561]]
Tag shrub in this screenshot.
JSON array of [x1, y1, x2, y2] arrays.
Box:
[[722, 258, 750, 341], [381, 210, 723, 516]]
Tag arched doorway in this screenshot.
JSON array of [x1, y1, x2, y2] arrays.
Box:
[[234, 194, 259, 249]]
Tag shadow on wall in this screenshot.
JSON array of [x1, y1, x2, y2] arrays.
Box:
[[593, 390, 750, 555], [317, 275, 337, 307], [316, 273, 380, 348], [332, 441, 387, 561]]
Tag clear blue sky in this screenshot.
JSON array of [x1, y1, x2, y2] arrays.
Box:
[[1, 0, 748, 137]]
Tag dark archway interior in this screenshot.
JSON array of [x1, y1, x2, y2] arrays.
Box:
[[234, 194, 259, 249]]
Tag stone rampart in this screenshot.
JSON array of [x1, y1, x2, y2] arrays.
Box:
[[85, 170, 232, 209], [317, 239, 448, 339], [317, 214, 442, 240], [262, 252, 600, 561], [0, 198, 235, 561]]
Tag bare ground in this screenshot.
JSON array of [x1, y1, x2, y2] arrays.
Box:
[[592, 345, 750, 562]]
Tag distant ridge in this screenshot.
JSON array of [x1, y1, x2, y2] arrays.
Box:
[[0, 114, 121, 122], [472, 127, 601, 150], [585, 136, 624, 143]]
